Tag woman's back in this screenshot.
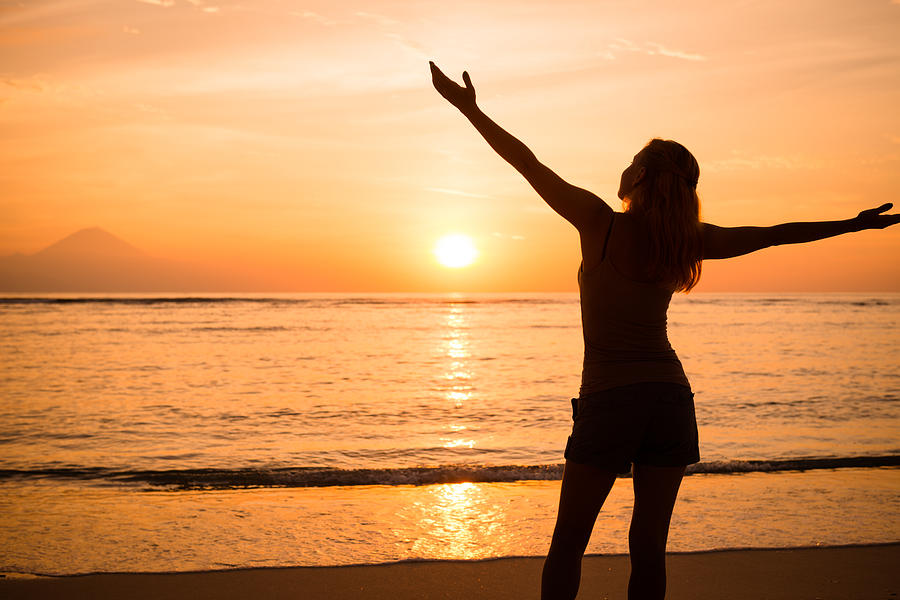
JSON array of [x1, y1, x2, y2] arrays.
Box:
[[578, 213, 689, 395]]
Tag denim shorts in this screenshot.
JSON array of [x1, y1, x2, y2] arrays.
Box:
[[563, 381, 700, 474]]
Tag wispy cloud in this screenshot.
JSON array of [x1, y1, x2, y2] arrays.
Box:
[[705, 152, 823, 172], [609, 38, 641, 53], [134, 102, 166, 115], [492, 232, 525, 240], [606, 38, 707, 62], [425, 187, 490, 199], [182, 0, 219, 12], [290, 10, 337, 26], [859, 153, 900, 166], [646, 42, 707, 62], [355, 11, 398, 27], [385, 32, 428, 56], [136, 0, 175, 7], [122, 25, 141, 34], [2, 77, 47, 92]]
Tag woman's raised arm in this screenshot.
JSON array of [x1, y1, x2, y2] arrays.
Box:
[[701, 203, 900, 260], [429, 61, 610, 231]]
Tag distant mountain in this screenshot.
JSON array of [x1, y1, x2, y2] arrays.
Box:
[[0, 227, 265, 292], [32, 227, 145, 260]]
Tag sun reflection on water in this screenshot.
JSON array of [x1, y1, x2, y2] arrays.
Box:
[[417, 304, 504, 558], [406, 482, 504, 560], [442, 438, 475, 448], [438, 305, 474, 410], [446, 338, 468, 359]]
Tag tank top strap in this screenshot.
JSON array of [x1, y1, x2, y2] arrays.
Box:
[[600, 214, 615, 262]]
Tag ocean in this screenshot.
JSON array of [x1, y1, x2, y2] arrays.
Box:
[[1, 293, 898, 574]]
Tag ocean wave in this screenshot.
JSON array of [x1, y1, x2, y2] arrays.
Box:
[[0, 296, 576, 307], [190, 326, 291, 332], [680, 296, 896, 307], [3, 295, 895, 312], [0, 297, 276, 305], [1, 455, 897, 490]]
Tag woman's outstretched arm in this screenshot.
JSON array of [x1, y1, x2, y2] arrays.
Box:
[[429, 61, 610, 231], [702, 203, 900, 260]]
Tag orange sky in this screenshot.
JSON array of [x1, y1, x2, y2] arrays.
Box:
[[2, 0, 899, 292]]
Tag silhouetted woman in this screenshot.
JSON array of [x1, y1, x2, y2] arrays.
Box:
[[429, 61, 899, 600]]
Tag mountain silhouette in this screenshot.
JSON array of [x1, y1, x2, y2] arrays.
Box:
[[0, 227, 268, 292], [32, 227, 145, 260]]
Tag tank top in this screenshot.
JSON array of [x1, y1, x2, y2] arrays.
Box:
[[578, 215, 690, 396]]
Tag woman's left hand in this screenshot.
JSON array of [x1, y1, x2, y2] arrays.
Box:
[[430, 61, 476, 114]]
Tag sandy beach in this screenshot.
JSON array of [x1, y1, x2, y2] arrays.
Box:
[[2, 544, 897, 599]]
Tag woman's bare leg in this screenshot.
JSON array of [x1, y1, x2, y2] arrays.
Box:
[[627, 464, 686, 600], [541, 460, 618, 600]]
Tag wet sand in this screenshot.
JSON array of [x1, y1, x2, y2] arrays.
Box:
[[2, 543, 897, 599]]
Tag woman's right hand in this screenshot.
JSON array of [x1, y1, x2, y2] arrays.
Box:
[[430, 61, 477, 114], [854, 203, 900, 230]]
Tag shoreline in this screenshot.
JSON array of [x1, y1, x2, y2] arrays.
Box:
[[4, 470, 899, 576], [4, 541, 897, 579], [3, 543, 898, 599]]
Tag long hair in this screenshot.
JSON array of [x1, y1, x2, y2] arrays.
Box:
[[623, 138, 702, 292]]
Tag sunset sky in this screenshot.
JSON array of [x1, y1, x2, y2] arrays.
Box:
[[2, 0, 899, 292]]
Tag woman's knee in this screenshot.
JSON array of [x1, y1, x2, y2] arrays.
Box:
[[628, 525, 667, 562], [549, 523, 593, 558]]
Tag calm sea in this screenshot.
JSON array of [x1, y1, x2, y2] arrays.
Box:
[[1, 293, 898, 574]]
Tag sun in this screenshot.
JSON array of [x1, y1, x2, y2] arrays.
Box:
[[434, 234, 478, 268]]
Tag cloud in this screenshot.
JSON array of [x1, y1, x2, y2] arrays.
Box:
[[609, 38, 641, 53], [492, 232, 525, 240], [425, 187, 490, 199], [2, 77, 47, 92], [134, 102, 166, 115], [607, 38, 707, 62], [385, 32, 428, 57], [704, 152, 823, 172], [122, 25, 141, 34], [859, 153, 900, 166], [181, 0, 219, 12], [355, 11, 398, 27], [136, 0, 175, 6], [290, 10, 337, 26], [646, 42, 707, 62]]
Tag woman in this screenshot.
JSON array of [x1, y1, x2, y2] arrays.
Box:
[[429, 62, 898, 600]]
